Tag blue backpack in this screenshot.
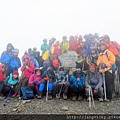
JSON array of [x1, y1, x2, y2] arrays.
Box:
[[21, 86, 34, 100]]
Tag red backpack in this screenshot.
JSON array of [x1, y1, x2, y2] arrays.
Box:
[[52, 59, 59, 68]]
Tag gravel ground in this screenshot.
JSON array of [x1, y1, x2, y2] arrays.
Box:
[[0, 96, 120, 115]]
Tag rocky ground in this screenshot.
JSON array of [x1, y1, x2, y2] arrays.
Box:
[[0, 95, 120, 115]]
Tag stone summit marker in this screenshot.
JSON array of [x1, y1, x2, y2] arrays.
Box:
[[58, 51, 78, 68]]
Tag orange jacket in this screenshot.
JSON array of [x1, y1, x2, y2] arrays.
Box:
[[97, 49, 116, 73], [108, 41, 120, 57]]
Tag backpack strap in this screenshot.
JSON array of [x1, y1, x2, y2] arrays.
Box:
[[112, 41, 119, 52]]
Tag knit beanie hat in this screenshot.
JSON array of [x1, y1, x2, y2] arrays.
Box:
[[13, 71, 19, 76]]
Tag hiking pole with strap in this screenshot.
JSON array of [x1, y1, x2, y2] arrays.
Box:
[[88, 85, 91, 108], [90, 85, 95, 108], [102, 69, 107, 101], [3, 88, 12, 106], [58, 83, 63, 99], [46, 79, 49, 102]]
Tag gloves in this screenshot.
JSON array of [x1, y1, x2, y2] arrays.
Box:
[[100, 62, 107, 69], [33, 80, 39, 86]]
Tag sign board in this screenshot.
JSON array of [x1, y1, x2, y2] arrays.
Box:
[[58, 51, 78, 68]]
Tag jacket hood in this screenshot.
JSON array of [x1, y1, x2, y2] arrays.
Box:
[[0, 64, 6, 72], [58, 66, 65, 73], [6, 43, 14, 50], [23, 55, 30, 60]]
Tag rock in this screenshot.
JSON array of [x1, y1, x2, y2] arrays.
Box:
[[61, 106, 68, 111], [22, 101, 27, 104], [106, 104, 109, 107], [22, 100, 31, 104], [13, 108, 18, 112]]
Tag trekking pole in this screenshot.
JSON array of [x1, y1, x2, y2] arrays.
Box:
[[88, 86, 91, 108], [58, 83, 63, 98], [46, 79, 49, 101], [102, 69, 107, 101], [3, 88, 12, 106], [90, 86, 95, 108]]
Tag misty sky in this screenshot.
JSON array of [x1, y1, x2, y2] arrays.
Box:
[[0, 0, 120, 57]]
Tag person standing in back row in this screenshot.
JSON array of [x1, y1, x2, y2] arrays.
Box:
[[97, 42, 115, 101]]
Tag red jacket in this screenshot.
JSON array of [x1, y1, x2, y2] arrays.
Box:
[[69, 40, 79, 52], [28, 74, 42, 85], [0, 64, 6, 81], [108, 41, 120, 57], [21, 62, 34, 78]]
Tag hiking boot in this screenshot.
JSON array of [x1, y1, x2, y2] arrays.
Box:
[[56, 94, 60, 99], [36, 94, 42, 99], [0, 96, 5, 100], [98, 98, 103, 102], [78, 95, 83, 101], [87, 97, 91, 101], [12, 93, 17, 97], [63, 93, 67, 100], [16, 94, 20, 97], [72, 96, 76, 101], [48, 95, 52, 100], [104, 99, 111, 102]]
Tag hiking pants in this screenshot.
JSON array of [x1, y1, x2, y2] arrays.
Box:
[[38, 79, 54, 95], [86, 87, 103, 98], [53, 82, 70, 95], [0, 82, 4, 95], [105, 71, 113, 100], [70, 84, 85, 97], [28, 83, 39, 94], [15, 78, 29, 95]]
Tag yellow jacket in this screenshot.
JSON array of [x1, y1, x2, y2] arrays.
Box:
[[97, 49, 116, 73], [60, 40, 69, 53]]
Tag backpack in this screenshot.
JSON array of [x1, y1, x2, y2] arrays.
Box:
[[112, 41, 120, 52], [21, 86, 34, 100], [105, 52, 117, 72], [52, 59, 59, 68]]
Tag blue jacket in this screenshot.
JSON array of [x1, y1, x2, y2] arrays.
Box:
[[70, 75, 85, 88], [0, 51, 13, 65], [9, 55, 21, 71], [41, 67, 55, 80]]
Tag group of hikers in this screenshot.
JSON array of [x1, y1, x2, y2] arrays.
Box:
[[0, 33, 120, 104]]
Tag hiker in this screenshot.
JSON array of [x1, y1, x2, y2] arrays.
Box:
[[89, 47, 98, 65], [102, 34, 120, 57], [3, 71, 19, 97], [28, 68, 42, 98], [83, 34, 92, 57], [0, 64, 6, 99], [51, 54, 61, 72], [42, 39, 55, 61], [9, 48, 21, 74], [35, 51, 43, 68], [13, 54, 34, 97], [70, 68, 85, 101], [54, 66, 70, 100], [78, 50, 90, 73], [29, 52, 39, 69], [94, 33, 100, 43], [85, 63, 103, 102], [97, 42, 116, 101], [69, 35, 78, 52], [77, 35, 84, 55], [53, 40, 61, 56], [0, 43, 14, 76], [41, 38, 48, 56], [75, 54, 84, 69], [38, 63, 55, 99], [60, 36, 69, 53], [48, 38, 56, 58]]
